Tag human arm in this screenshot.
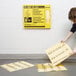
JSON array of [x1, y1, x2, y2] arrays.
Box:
[[61, 31, 74, 42]]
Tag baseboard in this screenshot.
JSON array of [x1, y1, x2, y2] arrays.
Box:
[[0, 54, 48, 59], [0, 54, 76, 61]]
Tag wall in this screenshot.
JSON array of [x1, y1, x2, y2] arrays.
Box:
[[0, 0, 76, 54]]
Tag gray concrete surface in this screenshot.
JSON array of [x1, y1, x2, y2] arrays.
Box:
[[0, 59, 76, 76]]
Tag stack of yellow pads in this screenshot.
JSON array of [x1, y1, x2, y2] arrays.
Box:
[[36, 63, 67, 72]]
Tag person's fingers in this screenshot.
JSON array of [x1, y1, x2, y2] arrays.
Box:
[[73, 50, 76, 54], [61, 40, 65, 43]]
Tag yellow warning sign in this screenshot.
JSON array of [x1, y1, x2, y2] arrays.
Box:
[[46, 42, 73, 66], [23, 5, 51, 29]]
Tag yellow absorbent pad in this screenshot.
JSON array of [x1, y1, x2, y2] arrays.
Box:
[[46, 42, 73, 66], [36, 63, 67, 72], [0, 61, 34, 72]]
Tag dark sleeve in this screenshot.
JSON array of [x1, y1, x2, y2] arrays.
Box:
[[70, 26, 76, 33]]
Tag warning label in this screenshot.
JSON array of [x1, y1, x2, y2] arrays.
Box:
[[23, 5, 51, 29], [24, 17, 32, 23]]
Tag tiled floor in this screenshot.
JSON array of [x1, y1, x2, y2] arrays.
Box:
[[0, 59, 76, 76]]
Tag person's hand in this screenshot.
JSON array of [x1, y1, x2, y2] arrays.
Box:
[[61, 40, 65, 43], [72, 49, 76, 55]]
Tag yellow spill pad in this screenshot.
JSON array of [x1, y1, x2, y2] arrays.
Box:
[[36, 63, 67, 72], [46, 42, 73, 66], [0, 61, 34, 72]]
